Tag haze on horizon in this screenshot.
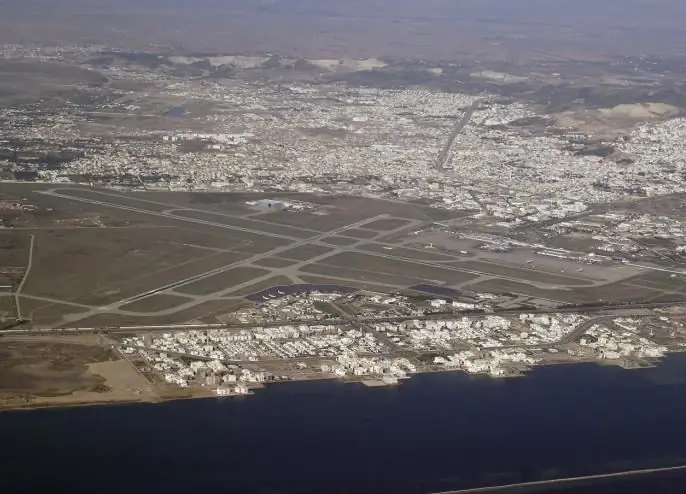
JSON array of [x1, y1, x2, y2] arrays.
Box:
[[1, 0, 686, 61]]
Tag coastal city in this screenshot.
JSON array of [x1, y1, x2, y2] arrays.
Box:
[[5, 2, 686, 493], [117, 291, 682, 395], [2, 42, 686, 407], [2, 45, 686, 230]]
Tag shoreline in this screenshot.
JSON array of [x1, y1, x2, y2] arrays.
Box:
[[0, 353, 670, 413]]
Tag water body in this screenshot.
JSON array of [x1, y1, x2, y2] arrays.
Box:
[[165, 106, 185, 117], [410, 283, 461, 299], [3, 356, 686, 494]]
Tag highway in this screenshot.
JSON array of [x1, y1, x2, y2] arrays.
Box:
[[2, 300, 680, 336], [435, 100, 480, 171]]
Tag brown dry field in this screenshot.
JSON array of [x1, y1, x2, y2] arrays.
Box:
[[0, 295, 16, 322], [0, 338, 156, 409], [0, 231, 31, 267], [0, 341, 110, 397], [18, 250, 250, 326], [174, 266, 271, 296], [19, 228, 252, 305]]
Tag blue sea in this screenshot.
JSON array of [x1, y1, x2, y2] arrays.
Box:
[[3, 355, 686, 494]]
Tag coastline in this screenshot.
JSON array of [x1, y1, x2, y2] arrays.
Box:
[[0, 354, 668, 413]]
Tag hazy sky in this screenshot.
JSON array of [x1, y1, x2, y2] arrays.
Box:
[[1, 0, 685, 60]]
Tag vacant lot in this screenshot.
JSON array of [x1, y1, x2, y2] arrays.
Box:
[[0, 341, 109, 395], [19, 228, 253, 305], [0, 231, 31, 267], [0, 337, 159, 409], [175, 266, 270, 295], [0, 295, 15, 322]]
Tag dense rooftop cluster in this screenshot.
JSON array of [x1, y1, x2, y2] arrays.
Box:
[[578, 318, 669, 360], [118, 311, 598, 389], [3, 45, 686, 231], [373, 313, 586, 351]]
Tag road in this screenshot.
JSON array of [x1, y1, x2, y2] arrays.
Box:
[[2, 301, 679, 335], [14, 234, 35, 321], [435, 100, 480, 171]]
